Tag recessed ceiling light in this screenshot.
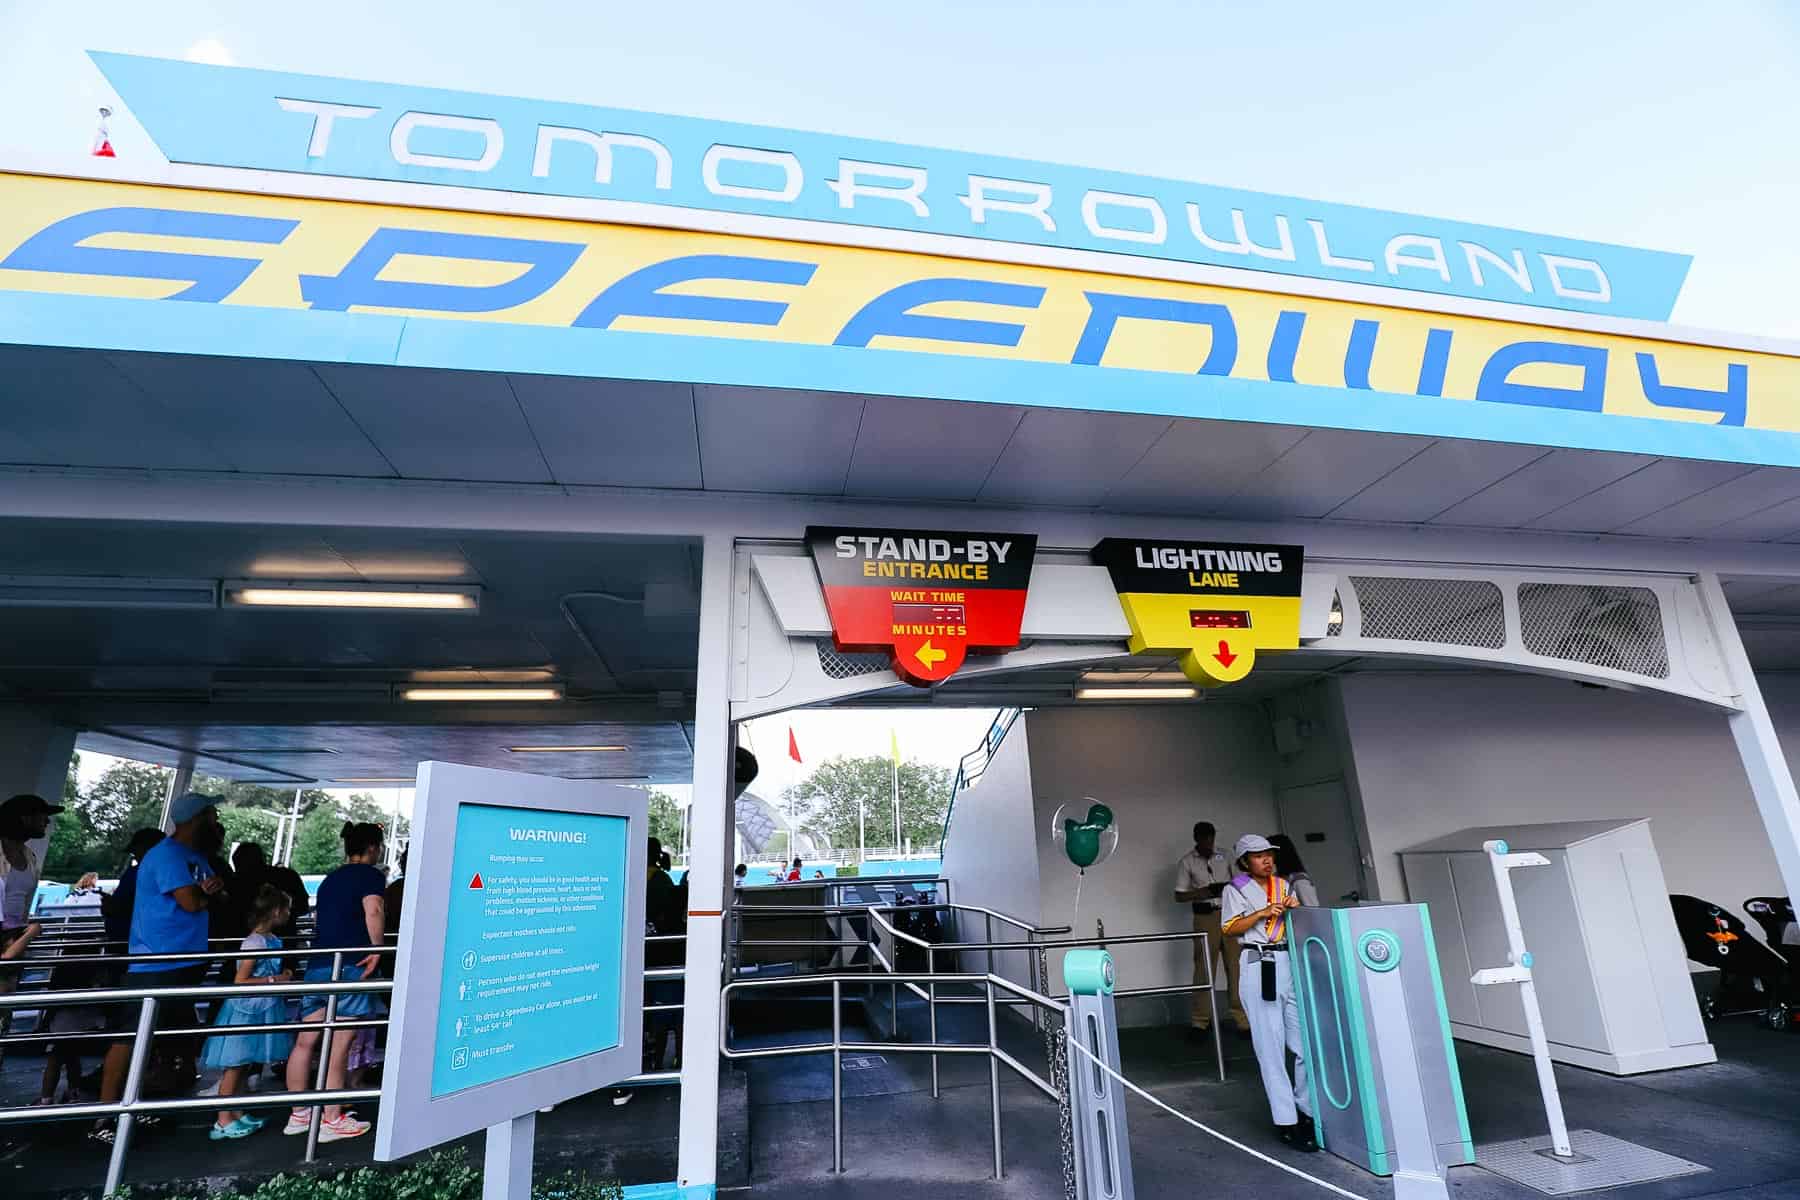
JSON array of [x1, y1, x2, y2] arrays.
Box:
[[506, 745, 627, 753], [1075, 686, 1199, 701], [223, 581, 480, 612], [400, 686, 564, 702]]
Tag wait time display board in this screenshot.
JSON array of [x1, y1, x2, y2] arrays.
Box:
[[807, 526, 1038, 687]]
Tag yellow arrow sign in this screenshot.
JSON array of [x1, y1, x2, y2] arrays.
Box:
[[914, 640, 948, 670]]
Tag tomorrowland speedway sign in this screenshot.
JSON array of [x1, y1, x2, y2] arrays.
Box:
[[3, 54, 1795, 469], [88, 52, 1688, 320], [0, 173, 1772, 435]]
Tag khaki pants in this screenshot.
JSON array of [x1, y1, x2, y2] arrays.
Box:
[[1192, 908, 1249, 1031]]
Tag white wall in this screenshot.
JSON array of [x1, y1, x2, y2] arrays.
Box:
[[1023, 704, 1280, 1022], [1339, 673, 1787, 924], [938, 718, 1044, 990]]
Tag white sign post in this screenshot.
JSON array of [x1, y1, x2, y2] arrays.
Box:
[[375, 762, 648, 1200]]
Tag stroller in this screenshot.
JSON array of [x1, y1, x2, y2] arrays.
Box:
[[1669, 894, 1797, 1030]]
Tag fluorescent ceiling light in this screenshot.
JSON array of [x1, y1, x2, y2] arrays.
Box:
[[223, 581, 480, 612], [0, 576, 217, 610], [507, 745, 627, 753], [334, 777, 416, 785], [200, 747, 338, 756], [1075, 686, 1199, 701], [400, 686, 564, 702]]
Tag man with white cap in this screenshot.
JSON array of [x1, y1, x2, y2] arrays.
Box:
[[1221, 832, 1316, 1152]]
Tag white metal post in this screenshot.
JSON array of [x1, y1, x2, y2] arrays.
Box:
[[158, 758, 195, 833], [677, 532, 734, 1191], [1471, 840, 1570, 1158], [483, 1113, 536, 1200], [1697, 572, 1800, 907]]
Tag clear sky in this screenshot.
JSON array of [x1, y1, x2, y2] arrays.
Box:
[[2, 1, 1797, 336]]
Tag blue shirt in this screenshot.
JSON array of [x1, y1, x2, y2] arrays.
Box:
[[313, 863, 386, 964], [127, 839, 214, 973]]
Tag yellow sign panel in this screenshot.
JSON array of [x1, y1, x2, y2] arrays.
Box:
[[1092, 540, 1303, 686], [0, 173, 1793, 438]]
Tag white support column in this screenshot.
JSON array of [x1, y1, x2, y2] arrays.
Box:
[[677, 532, 735, 1191], [158, 756, 196, 833], [0, 710, 78, 867], [1698, 572, 1800, 906]]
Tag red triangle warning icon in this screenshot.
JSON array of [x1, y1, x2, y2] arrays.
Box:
[[468, 873, 484, 890], [93, 139, 115, 158]]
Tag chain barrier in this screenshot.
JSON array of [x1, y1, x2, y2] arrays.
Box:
[[1040, 946, 1079, 1200], [1061, 1026, 1369, 1200]]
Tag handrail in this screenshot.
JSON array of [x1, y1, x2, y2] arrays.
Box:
[[0, 953, 687, 1195], [938, 707, 1021, 854], [949, 928, 1204, 954], [11, 943, 394, 968], [720, 967, 1066, 1177], [732, 899, 1069, 938]]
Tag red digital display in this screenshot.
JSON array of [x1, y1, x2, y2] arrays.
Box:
[[893, 603, 966, 624], [1190, 610, 1251, 629]]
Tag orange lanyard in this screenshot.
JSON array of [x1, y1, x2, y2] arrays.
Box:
[[1263, 876, 1289, 941]]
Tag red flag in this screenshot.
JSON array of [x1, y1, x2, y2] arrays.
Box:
[[92, 106, 116, 158], [788, 727, 802, 764]]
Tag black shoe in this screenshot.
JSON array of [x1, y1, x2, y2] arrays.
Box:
[[1186, 1027, 1211, 1043], [1278, 1119, 1319, 1153]]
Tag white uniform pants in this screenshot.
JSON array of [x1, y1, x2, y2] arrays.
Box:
[[1238, 949, 1310, 1126]]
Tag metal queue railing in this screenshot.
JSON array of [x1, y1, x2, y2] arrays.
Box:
[[0, 933, 692, 1196], [719, 969, 1063, 1178], [725, 892, 1225, 1180]]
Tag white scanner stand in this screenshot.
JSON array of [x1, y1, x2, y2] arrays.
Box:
[[1469, 839, 1572, 1159]]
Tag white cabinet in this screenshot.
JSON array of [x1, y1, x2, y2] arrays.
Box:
[[1400, 818, 1714, 1074]]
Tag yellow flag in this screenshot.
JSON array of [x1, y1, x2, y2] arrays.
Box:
[[890, 728, 900, 765]]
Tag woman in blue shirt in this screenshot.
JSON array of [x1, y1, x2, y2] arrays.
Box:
[[282, 822, 387, 1143]]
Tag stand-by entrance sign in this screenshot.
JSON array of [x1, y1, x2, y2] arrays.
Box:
[[808, 526, 1037, 686], [377, 762, 646, 1196], [1092, 538, 1304, 686]]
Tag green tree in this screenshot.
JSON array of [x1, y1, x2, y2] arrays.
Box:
[[646, 789, 683, 853], [44, 753, 93, 879], [783, 756, 952, 854], [80, 760, 172, 868], [218, 806, 281, 856], [289, 802, 347, 875]]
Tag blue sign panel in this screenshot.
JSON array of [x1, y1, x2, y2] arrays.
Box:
[[430, 803, 629, 1098], [88, 52, 1691, 320]]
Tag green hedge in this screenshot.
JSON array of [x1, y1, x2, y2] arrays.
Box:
[[122, 1150, 620, 1200]]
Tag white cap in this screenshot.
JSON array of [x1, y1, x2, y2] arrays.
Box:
[[1234, 833, 1275, 859]]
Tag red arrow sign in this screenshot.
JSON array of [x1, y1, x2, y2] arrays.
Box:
[[1213, 641, 1238, 668], [468, 873, 484, 890]]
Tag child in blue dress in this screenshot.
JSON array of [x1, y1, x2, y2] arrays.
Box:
[[202, 884, 295, 1140]]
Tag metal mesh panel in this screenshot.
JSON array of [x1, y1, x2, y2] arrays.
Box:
[[1518, 583, 1669, 678], [816, 642, 890, 679], [1347, 576, 1506, 648]]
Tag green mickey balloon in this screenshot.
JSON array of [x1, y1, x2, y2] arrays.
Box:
[[1062, 802, 1116, 869]]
